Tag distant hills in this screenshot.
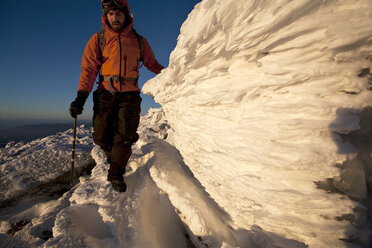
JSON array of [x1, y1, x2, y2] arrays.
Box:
[[0, 123, 91, 147]]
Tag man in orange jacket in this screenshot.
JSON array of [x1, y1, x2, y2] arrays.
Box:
[[69, 0, 164, 192]]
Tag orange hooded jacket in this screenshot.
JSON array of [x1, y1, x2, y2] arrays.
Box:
[[78, 0, 164, 93]]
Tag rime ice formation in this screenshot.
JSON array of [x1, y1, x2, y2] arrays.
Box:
[[143, 0, 372, 247]]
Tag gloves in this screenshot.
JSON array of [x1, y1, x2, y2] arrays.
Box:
[[69, 91, 89, 118]]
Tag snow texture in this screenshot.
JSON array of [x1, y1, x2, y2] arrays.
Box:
[[0, 110, 308, 248], [0, 125, 94, 207], [143, 0, 372, 247]]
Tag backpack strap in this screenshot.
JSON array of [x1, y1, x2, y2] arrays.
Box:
[[97, 25, 106, 61]]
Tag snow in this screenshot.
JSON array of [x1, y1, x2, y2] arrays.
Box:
[[0, 125, 94, 207], [0, 110, 195, 248], [1, 0, 372, 247], [143, 0, 372, 247], [0, 109, 307, 247]]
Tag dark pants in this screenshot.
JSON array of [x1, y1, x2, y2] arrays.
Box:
[[93, 89, 142, 181]]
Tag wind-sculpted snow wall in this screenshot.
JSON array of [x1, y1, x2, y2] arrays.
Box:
[[143, 0, 372, 247]]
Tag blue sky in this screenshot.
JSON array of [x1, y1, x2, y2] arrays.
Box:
[[0, 0, 200, 124]]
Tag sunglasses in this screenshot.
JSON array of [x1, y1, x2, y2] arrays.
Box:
[[102, 0, 126, 9]]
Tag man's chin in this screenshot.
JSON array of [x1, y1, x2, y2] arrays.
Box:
[[112, 25, 123, 32]]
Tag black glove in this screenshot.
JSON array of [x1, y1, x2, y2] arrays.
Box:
[[69, 91, 89, 118]]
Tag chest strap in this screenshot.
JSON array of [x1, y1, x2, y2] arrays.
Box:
[[98, 75, 138, 94]]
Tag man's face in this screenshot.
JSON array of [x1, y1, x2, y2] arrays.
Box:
[[106, 9, 125, 32]]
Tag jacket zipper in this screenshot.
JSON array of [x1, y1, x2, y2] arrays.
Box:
[[124, 56, 127, 78], [118, 35, 122, 92]]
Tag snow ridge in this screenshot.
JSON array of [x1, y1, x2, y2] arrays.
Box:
[[143, 0, 372, 247]]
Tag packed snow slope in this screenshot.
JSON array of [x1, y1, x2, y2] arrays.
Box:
[[143, 0, 372, 247]]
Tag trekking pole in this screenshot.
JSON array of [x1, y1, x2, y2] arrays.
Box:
[[70, 116, 78, 186]]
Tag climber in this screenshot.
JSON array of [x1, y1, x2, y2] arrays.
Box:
[[69, 0, 164, 192]]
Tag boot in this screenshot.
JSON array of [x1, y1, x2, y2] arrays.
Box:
[[110, 180, 127, 192], [107, 161, 126, 192]]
